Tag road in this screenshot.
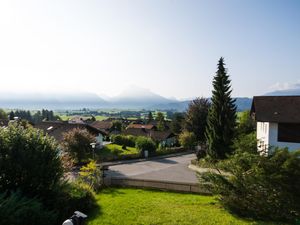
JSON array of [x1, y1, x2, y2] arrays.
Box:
[[106, 153, 198, 184]]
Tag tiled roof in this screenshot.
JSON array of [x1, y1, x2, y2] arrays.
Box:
[[127, 124, 155, 130], [251, 96, 300, 123], [34, 121, 106, 142]]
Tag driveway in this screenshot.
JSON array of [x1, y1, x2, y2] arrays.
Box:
[[106, 153, 198, 184]]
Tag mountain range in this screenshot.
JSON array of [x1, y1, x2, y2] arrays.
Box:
[[1, 86, 299, 111]]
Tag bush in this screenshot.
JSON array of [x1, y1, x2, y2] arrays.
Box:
[[111, 134, 136, 147], [179, 131, 197, 150], [79, 161, 102, 191], [135, 136, 156, 155], [0, 124, 63, 198], [233, 132, 257, 154], [0, 192, 56, 225], [200, 149, 300, 222], [62, 128, 95, 163], [45, 181, 96, 224]]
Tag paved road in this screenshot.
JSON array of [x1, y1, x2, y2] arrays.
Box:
[[106, 153, 198, 184]]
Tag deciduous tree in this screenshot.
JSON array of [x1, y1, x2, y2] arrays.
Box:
[[185, 97, 210, 143]]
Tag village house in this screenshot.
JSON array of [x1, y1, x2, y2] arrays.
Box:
[[123, 124, 176, 147], [251, 96, 300, 154], [35, 121, 106, 146]]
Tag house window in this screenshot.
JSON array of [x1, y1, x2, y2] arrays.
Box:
[[278, 123, 300, 143]]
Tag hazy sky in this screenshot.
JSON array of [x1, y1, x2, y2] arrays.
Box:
[[0, 0, 299, 99]]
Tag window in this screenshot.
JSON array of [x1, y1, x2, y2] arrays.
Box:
[[278, 123, 300, 143]]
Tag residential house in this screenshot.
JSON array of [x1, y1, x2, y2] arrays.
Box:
[[89, 120, 114, 136], [35, 121, 106, 146], [123, 124, 176, 147], [251, 96, 300, 153]]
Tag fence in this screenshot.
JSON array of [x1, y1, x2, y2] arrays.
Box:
[[104, 177, 210, 194]]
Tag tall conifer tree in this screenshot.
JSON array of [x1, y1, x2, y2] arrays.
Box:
[[205, 57, 236, 159]]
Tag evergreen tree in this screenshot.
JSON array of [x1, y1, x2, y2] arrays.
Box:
[[147, 111, 153, 123], [205, 57, 237, 159], [9, 111, 15, 120], [156, 112, 165, 131]]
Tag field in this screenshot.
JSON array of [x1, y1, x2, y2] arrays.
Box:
[[87, 188, 280, 225]]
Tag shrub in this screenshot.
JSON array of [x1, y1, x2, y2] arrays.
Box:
[[111, 134, 123, 145], [111, 134, 136, 147], [79, 160, 102, 191], [0, 192, 56, 225], [0, 124, 63, 198], [179, 131, 197, 150], [62, 128, 95, 163], [233, 131, 257, 154], [200, 149, 300, 222], [45, 181, 96, 224], [135, 136, 156, 155]]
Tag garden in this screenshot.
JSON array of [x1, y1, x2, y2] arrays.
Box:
[[87, 188, 285, 225]]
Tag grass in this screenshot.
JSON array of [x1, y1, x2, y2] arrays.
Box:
[[56, 115, 108, 121], [96, 144, 139, 161], [87, 188, 280, 225], [103, 144, 138, 155]]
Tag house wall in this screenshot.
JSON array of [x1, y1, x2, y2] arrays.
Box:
[[95, 133, 104, 145], [268, 122, 300, 152], [257, 122, 269, 153], [257, 122, 300, 153]]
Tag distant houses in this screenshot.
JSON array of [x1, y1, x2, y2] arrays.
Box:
[[35, 121, 106, 146], [123, 123, 176, 147], [251, 96, 300, 153], [34, 117, 176, 148]]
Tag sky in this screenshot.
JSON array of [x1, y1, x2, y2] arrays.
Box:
[[0, 0, 299, 99]]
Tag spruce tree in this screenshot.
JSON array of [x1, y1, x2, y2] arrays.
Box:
[[205, 57, 237, 159], [147, 111, 153, 123]]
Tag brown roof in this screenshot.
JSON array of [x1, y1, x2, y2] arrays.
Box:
[[251, 96, 300, 123], [35, 121, 106, 142], [127, 124, 155, 130], [90, 121, 113, 130]]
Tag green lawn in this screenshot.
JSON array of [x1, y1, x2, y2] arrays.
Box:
[[103, 144, 138, 155], [87, 188, 280, 225], [56, 115, 108, 121], [97, 144, 139, 161]]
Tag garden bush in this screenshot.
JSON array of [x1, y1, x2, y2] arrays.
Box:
[[0, 124, 63, 199], [111, 134, 136, 147], [200, 148, 300, 222], [45, 181, 96, 224], [179, 131, 197, 150], [0, 192, 56, 225], [135, 136, 156, 155]]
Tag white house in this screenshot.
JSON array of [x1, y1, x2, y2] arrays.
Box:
[[251, 96, 300, 154]]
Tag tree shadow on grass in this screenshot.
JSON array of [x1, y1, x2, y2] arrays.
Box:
[[87, 188, 126, 222]]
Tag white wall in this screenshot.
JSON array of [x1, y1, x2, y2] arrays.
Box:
[[268, 122, 300, 152], [257, 121, 269, 153], [257, 122, 300, 154], [95, 133, 103, 145]]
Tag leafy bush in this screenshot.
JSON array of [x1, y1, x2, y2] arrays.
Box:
[[0, 124, 63, 198], [135, 136, 156, 155], [111, 134, 136, 147], [62, 128, 95, 163], [45, 181, 96, 224], [79, 160, 102, 191], [179, 131, 197, 150], [0, 192, 56, 225], [232, 131, 257, 154], [200, 149, 300, 222]]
